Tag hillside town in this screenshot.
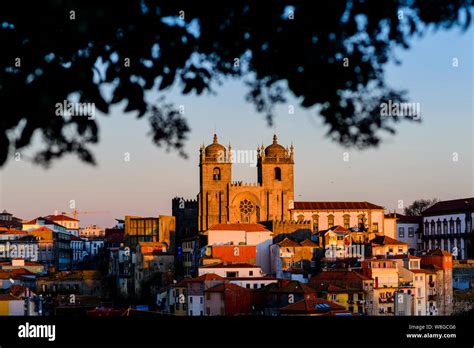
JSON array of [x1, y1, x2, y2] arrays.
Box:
[[1, 135, 473, 317]]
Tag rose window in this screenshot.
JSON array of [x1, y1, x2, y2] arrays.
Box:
[[239, 199, 254, 216]]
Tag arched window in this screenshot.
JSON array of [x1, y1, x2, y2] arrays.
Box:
[[449, 219, 454, 234], [274, 167, 282, 181], [328, 215, 335, 228], [358, 214, 366, 231], [239, 199, 254, 223], [213, 167, 221, 181], [343, 214, 350, 229], [297, 214, 305, 222], [443, 219, 448, 234], [312, 214, 319, 233], [430, 221, 435, 234], [424, 222, 430, 235], [455, 218, 461, 233], [436, 220, 441, 234]]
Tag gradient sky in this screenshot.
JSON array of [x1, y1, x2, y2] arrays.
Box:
[[1, 26, 472, 228]]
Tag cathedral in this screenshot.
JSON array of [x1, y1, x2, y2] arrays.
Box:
[[198, 134, 295, 232]]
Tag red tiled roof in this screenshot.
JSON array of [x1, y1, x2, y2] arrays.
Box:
[[200, 263, 260, 269], [45, 214, 79, 222], [371, 235, 408, 246], [388, 255, 420, 260], [205, 283, 249, 293], [0, 268, 34, 279], [188, 273, 224, 282], [280, 297, 346, 314], [258, 280, 316, 294], [294, 201, 384, 210], [208, 223, 270, 232], [422, 198, 474, 216], [310, 270, 372, 291], [1, 230, 27, 235], [30, 226, 54, 233], [277, 238, 300, 247], [299, 239, 319, 247]]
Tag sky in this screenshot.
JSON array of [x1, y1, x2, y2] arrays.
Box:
[[0, 25, 472, 228]]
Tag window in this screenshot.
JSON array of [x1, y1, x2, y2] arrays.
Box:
[[190, 310, 193, 315], [213, 167, 221, 180], [200, 297, 203, 304], [425, 222, 430, 235], [249, 271, 253, 276], [358, 214, 366, 230], [408, 227, 414, 237], [431, 221, 435, 234], [443, 220, 448, 234], [253, 284, 258, 289], [331, 294, 337, 301], [373, 223, 379, 233], [398, 227, 405, 238], [274, 167, 281, 181], [456, 218, 461, 233], [206, 293, 211, 300], [239, 199, 254, 223], [312, 214, 319, 233], [436, 221, 441, 234], [343, 215, 350, 229], [206, 307, 210, 315], [297, 214, 305, 222], [328, 215, 335, 228], [449, 219, 454, 233], [246, 284, 251, 289]]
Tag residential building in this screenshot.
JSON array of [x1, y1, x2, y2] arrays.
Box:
[[0, 294, 24, 315], [387, 213, 422, 252], [36, 270, 103, 296], [44, 214, 80, 236], [134, 242, 174, 296], [420, 250, 454, 315], [205, 223, 273, 273], [421, 197, 474, 259], [79, 224, 104, 238], [204, 282, 253, 316], [270, 237, 319, 282], [124, 215, 175, 251], [370, 235, 409, 257], [309, 270, 374, 315]]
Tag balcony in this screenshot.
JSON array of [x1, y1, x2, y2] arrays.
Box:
[[428, 294, 437, 301]]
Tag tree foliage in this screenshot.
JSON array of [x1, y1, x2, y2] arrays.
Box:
[[404, 198, 439, 216], [0, 0, 472, 166]]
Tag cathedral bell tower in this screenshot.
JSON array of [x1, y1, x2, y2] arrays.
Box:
[[198, 134, 232, 231], [257, 134, 295, 221]]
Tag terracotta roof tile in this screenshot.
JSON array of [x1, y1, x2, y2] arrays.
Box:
[[422, 198, 474, 216], [294, 201, 384, 210]]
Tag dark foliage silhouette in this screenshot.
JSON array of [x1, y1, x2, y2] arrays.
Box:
[[0, 0, 471, 166]]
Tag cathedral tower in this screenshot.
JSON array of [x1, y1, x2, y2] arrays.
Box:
[[257, 135, 295, 221], [198, 134, 232, 231]]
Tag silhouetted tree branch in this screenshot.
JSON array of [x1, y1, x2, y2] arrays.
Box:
[[0, 0, 471, 166]]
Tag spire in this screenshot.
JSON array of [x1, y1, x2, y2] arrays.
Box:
[[213, 133, 218, 144], [273, 134, 278, 144]]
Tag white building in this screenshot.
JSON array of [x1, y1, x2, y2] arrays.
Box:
[[205, 223, 273, 274], [422, 198, 474, 260]]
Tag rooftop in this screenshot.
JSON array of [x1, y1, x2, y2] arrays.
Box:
[[208, 223, 270, 232], [294, 201, 384, 211], [422, 198, 474, 216]]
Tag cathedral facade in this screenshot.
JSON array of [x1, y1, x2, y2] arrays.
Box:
[[198, 134, 294, 232]]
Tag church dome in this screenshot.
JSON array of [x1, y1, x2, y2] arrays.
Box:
[[265, 135, 286, 157], [205, 134, 226, 157]]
